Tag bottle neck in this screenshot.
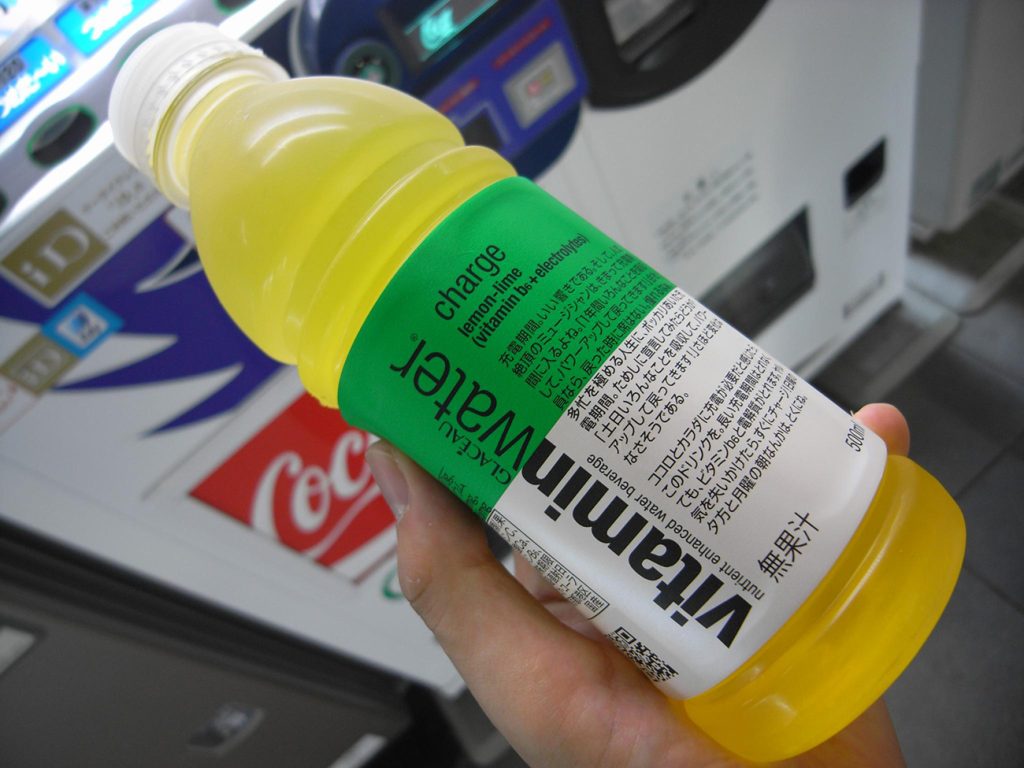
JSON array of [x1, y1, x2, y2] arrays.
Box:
[[296, 143, 515, 406], [151, 56, 287, 208]]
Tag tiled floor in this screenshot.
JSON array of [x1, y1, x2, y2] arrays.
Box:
[[818, 228, 1024, 763]]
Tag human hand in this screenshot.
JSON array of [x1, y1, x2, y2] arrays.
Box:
[[366, 404, 910, 767]]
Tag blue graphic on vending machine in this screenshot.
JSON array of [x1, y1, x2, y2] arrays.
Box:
[[0, 210, 281, 433]]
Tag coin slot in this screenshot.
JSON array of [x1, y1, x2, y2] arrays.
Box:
[[844, 139, 886, 209]]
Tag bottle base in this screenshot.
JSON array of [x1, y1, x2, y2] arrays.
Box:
[[677, 456, 965, 762]]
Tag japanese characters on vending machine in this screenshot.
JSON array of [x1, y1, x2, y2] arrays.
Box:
[[0, 1, 469, 762]]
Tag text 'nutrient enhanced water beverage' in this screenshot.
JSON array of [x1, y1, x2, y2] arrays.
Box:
[[108, 23, 965, 762]]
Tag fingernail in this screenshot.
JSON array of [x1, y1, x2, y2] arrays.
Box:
[[367, 444, 409, 520]]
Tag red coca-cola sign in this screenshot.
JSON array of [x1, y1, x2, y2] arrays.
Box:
[[191, 394, 395, 580]]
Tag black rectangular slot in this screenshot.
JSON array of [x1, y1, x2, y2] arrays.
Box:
[[844, 139, 886, 208], [459, 110, 502, 151], [701, 208, 815, 338]]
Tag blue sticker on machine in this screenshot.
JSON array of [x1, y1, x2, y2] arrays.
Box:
[[42, 292, 122, 356]]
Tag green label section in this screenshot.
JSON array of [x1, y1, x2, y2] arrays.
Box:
[[339, 177, 672, 518]]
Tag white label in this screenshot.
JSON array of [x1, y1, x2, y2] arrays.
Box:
[[491, 288, 886, 697]]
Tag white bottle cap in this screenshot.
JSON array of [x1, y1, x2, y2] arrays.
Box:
[[109, 23, 286, 205]]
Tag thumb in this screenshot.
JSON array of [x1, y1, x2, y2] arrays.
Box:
[[853, 403, 910, 457], [364, 441, 587, 699]]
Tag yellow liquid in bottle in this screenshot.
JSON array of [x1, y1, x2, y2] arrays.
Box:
[[159, 73, 516, 402], [682, 455, 965, 761], [153, 68, 965, 763]]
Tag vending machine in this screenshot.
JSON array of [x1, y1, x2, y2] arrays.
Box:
[[1, 1, 927, 760], [912, 0, 1024, 237], [548, 0, 923, 375], [0, 2, 475, 763], [908, 0, 1024, 315], [294, 0, 924, 377]]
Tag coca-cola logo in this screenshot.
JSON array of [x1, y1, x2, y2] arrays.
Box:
[[191, 395, 395, 580]]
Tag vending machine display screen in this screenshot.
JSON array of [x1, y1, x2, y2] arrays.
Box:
[[56, 0, 160, 56], [0, 37, 70, 133], [391, 0, 499, 64]]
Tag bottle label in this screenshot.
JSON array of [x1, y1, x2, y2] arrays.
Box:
[[339, 177, 886, 696]]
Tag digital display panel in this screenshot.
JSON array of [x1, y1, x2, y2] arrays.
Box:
[[56, 0, 159, 56], [402, 0, 499, 62], [0, 37, 71, 133]]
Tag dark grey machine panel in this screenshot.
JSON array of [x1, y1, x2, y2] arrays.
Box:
[[0, 522, 412, 768]]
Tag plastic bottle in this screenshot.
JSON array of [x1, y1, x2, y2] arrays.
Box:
[[109, 24, 965, 762]]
